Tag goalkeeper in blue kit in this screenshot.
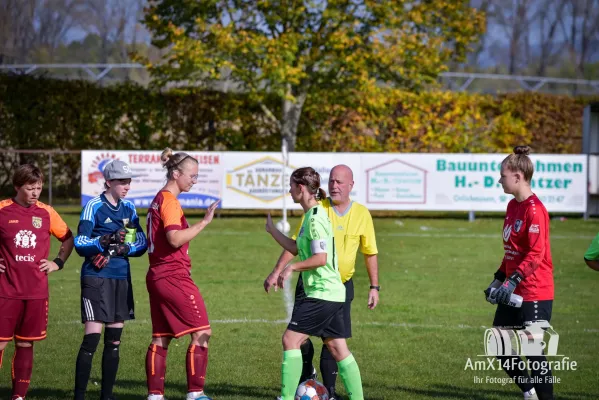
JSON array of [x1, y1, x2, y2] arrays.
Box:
[[73, 160, 147, 400]]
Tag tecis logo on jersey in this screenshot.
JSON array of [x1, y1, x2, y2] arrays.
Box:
[[15, 254, 36, 262], [14, 231, 38, 263]]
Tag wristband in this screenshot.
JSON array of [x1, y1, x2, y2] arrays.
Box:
[[53, 257, 65, 270], [494, 269, 506, 282], [509, 271, 524, 284], [370, 285, 380, 291]]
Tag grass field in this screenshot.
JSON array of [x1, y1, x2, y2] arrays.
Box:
[[1, 211, 598, 400]]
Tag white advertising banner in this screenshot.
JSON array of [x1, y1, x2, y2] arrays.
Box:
[[222, 152, 362, 209], [359, 153, 587, 212], [81, 151, 587, 212], [81, 150, 223, 208]]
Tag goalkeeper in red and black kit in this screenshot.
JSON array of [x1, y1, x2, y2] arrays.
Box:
[[484, 146, 555, 400], [73, 160, 147, 400]]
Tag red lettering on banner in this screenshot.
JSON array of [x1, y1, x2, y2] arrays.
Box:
[[192, 155, 220, 165], [128, 153, 219, 164], [129, 154, 162, 164]]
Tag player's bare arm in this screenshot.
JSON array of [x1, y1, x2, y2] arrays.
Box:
[[264, 249, 295, 293], [365, 254, 380, 310], [265, 213, 298, 255], [165, 200, 220, 248], [277, 253, 327, 288], [40, 235, 74, 274]]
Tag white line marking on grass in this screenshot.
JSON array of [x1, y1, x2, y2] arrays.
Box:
[[383, 232, 595, 240], [283, 278, 294, 321], [52, 318, 597, 333], [207, 231, 594, 240]]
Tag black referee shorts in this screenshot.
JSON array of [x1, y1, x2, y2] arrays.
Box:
[[80, 276, 135, 323], [493, 300, 553, 328]]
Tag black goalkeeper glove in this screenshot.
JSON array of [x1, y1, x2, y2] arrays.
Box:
[[492, 272, 523, 305], [92, 244, 130, 270], [98, 228, 127, 249], [92, 251, 110, 269], [108, 243, 130, 257]]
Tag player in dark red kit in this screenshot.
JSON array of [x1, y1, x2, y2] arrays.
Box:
[[145, 148, 220, 400], [484, 146, 554, 400], [0, 164, 74, 400]]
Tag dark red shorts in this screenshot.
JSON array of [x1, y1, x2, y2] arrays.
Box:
[[0, 298, 49, 342], [147, 275, 210, 338]]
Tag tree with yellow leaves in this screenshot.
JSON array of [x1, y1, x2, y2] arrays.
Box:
[[142, 1, 485, 150]]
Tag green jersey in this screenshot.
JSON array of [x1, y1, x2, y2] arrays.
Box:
[[296, 205, 345, 302], [584, 233, 599, 260]]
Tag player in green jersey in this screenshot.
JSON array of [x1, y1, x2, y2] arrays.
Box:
[[584, 233, 599, 271], [265, 167, 364, 400]]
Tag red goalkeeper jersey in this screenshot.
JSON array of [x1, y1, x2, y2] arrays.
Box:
[[0, 199, 72, 299], [500, 194, 554, 301]]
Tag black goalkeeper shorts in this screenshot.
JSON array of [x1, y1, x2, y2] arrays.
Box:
[[80, 276, 134, 323], [493, 300, 553, 328]]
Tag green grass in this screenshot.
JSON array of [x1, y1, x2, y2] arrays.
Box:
[[1, 212, 598, 400]]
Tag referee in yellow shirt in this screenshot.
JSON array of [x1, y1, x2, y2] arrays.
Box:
[[264, 164, 379, 400]]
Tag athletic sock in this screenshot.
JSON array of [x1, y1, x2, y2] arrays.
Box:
[[337, 354, 363, 400], [146, 344, 168, 396], [12, 346, 34, 400], [320, 344, 338, 396], [281, 349, 302, 400], [186, 345, 208, 393], [497, 356, 534, 392], [101, 341, 120, 399], [299, 339, 315, 382], [74, 333, 101, 400]]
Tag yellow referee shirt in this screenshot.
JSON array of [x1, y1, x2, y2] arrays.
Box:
[[292, 198, 378, 283]]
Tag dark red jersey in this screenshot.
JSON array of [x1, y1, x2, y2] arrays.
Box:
[[146, 190, 191, 280], [500, 194, 554, 301], [0, 199, 72, 299]]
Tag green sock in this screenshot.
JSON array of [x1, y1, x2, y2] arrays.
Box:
[[281, 349, 302, 400], [337, 354, 364, 400]]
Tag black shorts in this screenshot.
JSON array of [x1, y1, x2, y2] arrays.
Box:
[[295, 276, 354, 338], [288, 297, 345, 339], [493, 300, 553, 328], [80, 276, 134, 323]]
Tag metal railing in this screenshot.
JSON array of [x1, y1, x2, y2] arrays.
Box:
[[1, 63, 598, 94], [0, 149, 81, 206]]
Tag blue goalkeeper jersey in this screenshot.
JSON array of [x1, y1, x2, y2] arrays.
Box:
[[75, 193, 147, 279]]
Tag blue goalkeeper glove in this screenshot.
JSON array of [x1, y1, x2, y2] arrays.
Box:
[[493, 272, 523, 305]]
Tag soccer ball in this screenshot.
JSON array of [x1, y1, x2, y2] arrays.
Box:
[[295, 379, 329, 400]]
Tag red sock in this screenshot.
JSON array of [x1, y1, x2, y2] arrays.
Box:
[[186, 345, 208, 393], [12, 345, 33, 400], [146, 344, 168, 395], [0, 348, 4, 369]]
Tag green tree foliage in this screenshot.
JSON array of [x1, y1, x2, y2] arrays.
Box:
[[141, 0, 485, 150], [1, 74, 595, 157]]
